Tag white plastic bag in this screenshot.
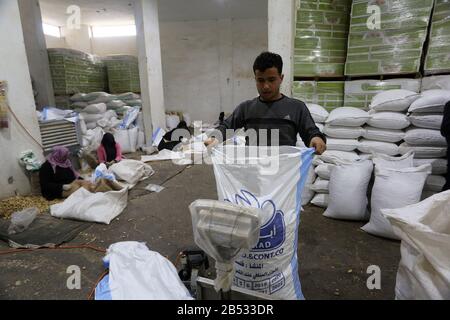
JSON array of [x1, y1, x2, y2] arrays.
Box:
[[424, 175, 446, 192], [318, 150, 361, 164], [325, 107, 370, 127], [413, 158, 447, 175], [326, 138, 359, 152], [8, 207, 38, 235], [367, 112, 411, 130], [110, 160, 155, 185], [119, 107, 140, 130], [95, 242, 193, 300], [211, 146, 315, 300], [373, 152, 414, 170], [361, 164, 432, 240], [358, 139, 399, 156], [311, 193, 329, 208], [315, 163, 335, 180], [311, 177, 329, 194], [409, 113, 444, 130], [381, 191, 450, 300], [306, 103, 329, 123], [50, 187, 129, 224], [301, 166, 316, 206], [83, 103, 107, 114], [324, 160, 373, 221], [370, 89, 419, 112], [363, 126, 405, 143], [323, 125, 364, 139], [399, 143, 447, 159], [114, 128, 138, 154], [404, 128, 447, 147], [408, 90, 450, 113], [91, 163, 116, 184], [80, 113, 104, 123]]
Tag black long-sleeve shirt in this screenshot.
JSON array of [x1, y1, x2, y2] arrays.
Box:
[[39, 161, 77, 200], [442, 102, 450, 139], [216, 95, 326, 146]]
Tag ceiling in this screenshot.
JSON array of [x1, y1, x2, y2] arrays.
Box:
[[39, 0, 268, 26]]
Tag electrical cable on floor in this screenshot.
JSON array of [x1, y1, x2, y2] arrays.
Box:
[[87, 269, 109, 300], [0, 244, 106, 256]]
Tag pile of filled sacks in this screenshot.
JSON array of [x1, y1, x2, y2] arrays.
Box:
[[74, 92, 145, 156], [70, 92, 142, 115], [317, 152, 432, 240], [301, 86, 448, 208]]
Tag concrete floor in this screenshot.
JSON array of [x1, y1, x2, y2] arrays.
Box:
[[0, 161, 401, 300]]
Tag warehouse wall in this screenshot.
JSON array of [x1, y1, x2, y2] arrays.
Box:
[[45, 34, 67, 49], [45, 28, 138, 56], [160, 18, 268, 124], [0, 0, 44, 199], [91, 36, 138, 56]]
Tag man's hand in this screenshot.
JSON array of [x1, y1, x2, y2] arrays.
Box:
[[310, 137, 327, 155], [204, 138, 219, 147]]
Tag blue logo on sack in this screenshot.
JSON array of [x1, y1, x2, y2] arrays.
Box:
[[225, 190, 285, 251]]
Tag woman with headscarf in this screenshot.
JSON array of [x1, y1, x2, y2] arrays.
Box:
[[39, 146, 92, 200], [97, 133, 123, 166], [158, 121, 190, 151]]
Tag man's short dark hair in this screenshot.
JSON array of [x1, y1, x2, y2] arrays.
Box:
[[253, 52, 283, 75]]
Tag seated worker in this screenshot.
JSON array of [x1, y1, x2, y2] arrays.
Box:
[[97, 133, 123, 166], [158, 121, 190, 151], [205, 51, 326, 153], [40, 146, 93, 200], [442, 101, 449, 191]]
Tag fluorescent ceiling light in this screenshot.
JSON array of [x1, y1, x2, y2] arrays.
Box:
[[43, 23, 61, 38], [92, 25, 137, 38]]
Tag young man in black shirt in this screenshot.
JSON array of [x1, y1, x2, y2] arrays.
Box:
[[206, 52, 326, 154]]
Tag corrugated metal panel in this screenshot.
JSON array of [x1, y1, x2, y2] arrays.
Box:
[[39, 119, 81, 153]]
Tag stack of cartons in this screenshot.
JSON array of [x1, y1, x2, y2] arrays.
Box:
[[345, 0, 434, 76], [294, 0, 351, 77], [104, 55, 141, 94], [424, 0, 450, 75], [292, 81, 345, 112]]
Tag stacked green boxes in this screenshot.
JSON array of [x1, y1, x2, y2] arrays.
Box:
[[104, 55, 141, 94], [345, 0, 434, 76], [295, 0, 351, 77], [344, 78, 421, 110], [292, 81, 345, 111], [425, 0, 450, 75], [48, 48, 107, 95]]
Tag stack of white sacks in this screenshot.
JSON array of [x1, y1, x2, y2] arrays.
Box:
[[322, 152, 432, 240], [74, 92, 145, 156], [302, 83, 448, 209], [298, 104, 327, 207], [70, 92, 142, 112], [404, 79, 449, 199]]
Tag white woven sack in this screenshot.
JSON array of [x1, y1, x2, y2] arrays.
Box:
[[370, 89, 420, 112]]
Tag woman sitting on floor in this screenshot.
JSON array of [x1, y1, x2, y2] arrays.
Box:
[[39, 146, 94, 200], [97, 132, 123, 167]]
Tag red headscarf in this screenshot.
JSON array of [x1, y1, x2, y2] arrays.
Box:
[[47, 146, 79, 178]]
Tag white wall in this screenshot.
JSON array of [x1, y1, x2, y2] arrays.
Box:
[[44, 27, 137, 56], [91, 36, 137, 56], [45, 34, 66, 48], [0, 0, 43, 199], [160, 18, 268, 124]]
